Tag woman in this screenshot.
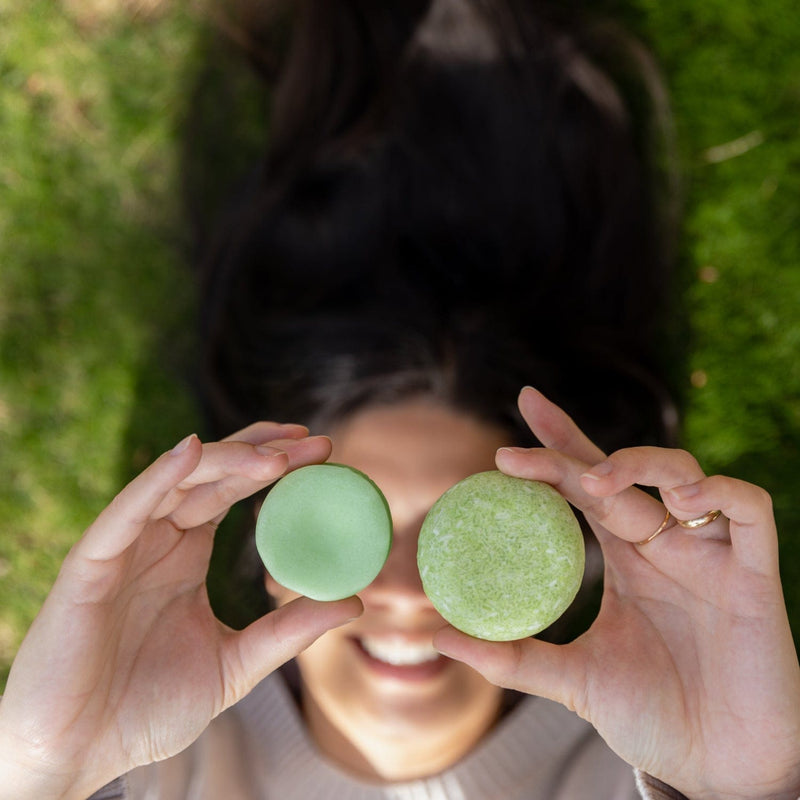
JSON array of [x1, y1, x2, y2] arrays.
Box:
[[1, 1, 798, 798], [1, 391, 797, 799]]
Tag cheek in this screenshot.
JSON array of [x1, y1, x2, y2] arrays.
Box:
[[295, 628, 359, 699]]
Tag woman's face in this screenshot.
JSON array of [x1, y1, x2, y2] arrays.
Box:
[[266, 399, 510, 781]]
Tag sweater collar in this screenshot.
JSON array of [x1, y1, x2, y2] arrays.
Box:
[[236, 670, 592, 800]]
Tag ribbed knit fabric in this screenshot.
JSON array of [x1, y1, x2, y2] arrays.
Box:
[[87, 778, 127, 799], [94, 672, 688, 800], [235, 671, 635, 799], [635, 773, 692, 800]]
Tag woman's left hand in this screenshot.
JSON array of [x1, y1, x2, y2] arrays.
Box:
[[434, 387, 800, 800]]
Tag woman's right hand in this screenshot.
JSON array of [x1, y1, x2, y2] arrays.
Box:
[[0, 424, 363, 800]]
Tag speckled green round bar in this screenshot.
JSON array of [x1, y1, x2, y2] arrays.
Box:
[[417, 471, 585, 641], [256, 463, 392, 601]]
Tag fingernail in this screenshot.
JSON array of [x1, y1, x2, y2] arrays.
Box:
[[583, 461, 613, 480], [170, 433, 196, 456], [497, 446, 525, 456], [667, 483, 700, 501], [255, 445, 287, 458], [269, 435, 331, 448], [277, 423, 310, 437], [432, 628, 460, 658]]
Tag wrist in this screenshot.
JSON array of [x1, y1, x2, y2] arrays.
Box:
[[0, 725, 83, 800], [0, 759, 77, 800]]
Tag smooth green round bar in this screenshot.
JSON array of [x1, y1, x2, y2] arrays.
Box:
[[256, 463, 393, 601], [417, 470, 585, 641]]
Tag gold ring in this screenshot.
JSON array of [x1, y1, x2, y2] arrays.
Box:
[[676, 509, 722, 529], [636, 509, 673, 546]]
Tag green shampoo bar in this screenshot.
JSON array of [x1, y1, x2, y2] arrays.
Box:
[[417, 471, 585, 641], [255, 463, 393, 601]]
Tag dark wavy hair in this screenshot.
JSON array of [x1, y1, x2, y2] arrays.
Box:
[[189, 0, 683, 638], [196, 0, 679, 460]]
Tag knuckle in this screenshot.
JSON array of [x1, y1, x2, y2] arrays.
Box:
[[491, 640, 527, 689], [705, 475, 773, 515], [751, 484, 773, 512], [671, 448, 701, 473], [104, 488, 127, 519], [548, 429, 576, 453], [584, 494, 615, 526], [605, 446, 636, 465]]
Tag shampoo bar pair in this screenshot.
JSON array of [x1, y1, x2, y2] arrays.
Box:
[[255, 464, 584, 641]]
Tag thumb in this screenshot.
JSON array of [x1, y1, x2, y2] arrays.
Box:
[[433, 625, 579, 711], [222, 595, 364, 709]]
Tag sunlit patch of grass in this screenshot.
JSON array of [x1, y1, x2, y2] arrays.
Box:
[[635, 0, 800, 634], [0, 1, 203, 688]]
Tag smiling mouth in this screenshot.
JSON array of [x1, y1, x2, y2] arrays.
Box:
[[352, 636, 450, 681], [359, 636, 441, 666]]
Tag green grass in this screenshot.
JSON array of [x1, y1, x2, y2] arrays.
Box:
[[1, 0, 799, 691], [637, 0, 800, 633], [0, 2, 204, 681]]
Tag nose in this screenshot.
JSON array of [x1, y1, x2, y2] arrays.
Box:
[[359, 513, 435, 612]]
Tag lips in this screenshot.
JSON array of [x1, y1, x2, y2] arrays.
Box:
[[352, 635, 450, 681], [360, 636, 441, 666]]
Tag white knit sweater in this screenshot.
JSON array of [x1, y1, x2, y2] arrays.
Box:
[[89, 671, 687, 800]]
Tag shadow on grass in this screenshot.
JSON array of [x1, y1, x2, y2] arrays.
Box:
[[117, 20, 273, 631]]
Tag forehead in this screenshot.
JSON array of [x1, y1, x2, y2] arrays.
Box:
[[329, 399, 510, 496]]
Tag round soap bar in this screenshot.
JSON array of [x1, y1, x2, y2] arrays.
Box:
[[255, 463, 392, 601], [417, 470, 584, 641]]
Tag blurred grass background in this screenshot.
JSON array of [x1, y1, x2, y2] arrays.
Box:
[[1, 0, 799, 690]]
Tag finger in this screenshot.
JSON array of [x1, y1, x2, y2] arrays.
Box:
[[221, 595, 364, 710], [434, 626, 578, 711], [169, 440, 291, 490], [75, 434, 203, 561], [162, 435, 333, 530], [579, 446, 723, 546], [496, 445, 665, 545], [149, 442, 288, 525], [222, 421, 309, 445], [517, 386, 606, 464], [580, 447, 706, 498], [666, 476, 778, 575]]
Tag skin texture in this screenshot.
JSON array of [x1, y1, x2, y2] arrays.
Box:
[[418, 471, 585, 640], [0, 388, 798, 799]]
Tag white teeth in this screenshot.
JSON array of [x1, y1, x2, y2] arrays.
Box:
[[360, 637, 441, 666]]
